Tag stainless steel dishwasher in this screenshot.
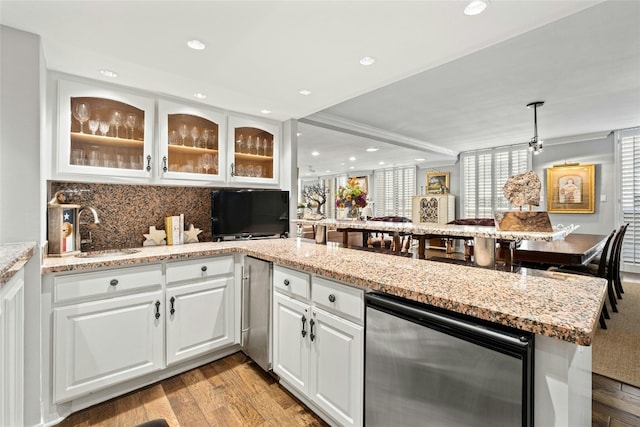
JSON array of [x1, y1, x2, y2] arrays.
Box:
[[241, 256, 272, 372], [365, 292, 534, 427]]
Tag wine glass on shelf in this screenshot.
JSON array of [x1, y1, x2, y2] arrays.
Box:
[[73, 102, 91, 133], [236, 134, 244, 153], [99, 121, 110, 136], [179, 124, 188, 146], [88, 119, 99, 135], [125, 113, 137, 140], [246, 136, 253, 154], [190, 126, 200, 147], [199, 153, 213, 174], [201, 129, 210, 149], [169, 130, 178, 145], [110, 111, 123, 138]]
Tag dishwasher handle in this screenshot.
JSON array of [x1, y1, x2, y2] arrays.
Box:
[[366, 293, 532, 351]]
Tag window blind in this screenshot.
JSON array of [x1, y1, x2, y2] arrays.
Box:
[[461, 146, 531, 219], [618, 128, 640, 270], [373, 166, 416, 218]]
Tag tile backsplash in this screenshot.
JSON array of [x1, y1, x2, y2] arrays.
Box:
[[49, 181, 214, 251]]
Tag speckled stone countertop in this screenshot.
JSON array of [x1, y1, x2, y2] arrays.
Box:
[[1, 242, 36, 287], [41, 238, 606, 346], [294, 219, 578, 241]]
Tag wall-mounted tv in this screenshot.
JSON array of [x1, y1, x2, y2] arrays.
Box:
[[211, 189, 289, 240]]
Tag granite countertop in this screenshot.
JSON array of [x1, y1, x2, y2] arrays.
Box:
[[41, 238, 606, 346], [1, 242, 36, 287], [293, 218, 578, 241]]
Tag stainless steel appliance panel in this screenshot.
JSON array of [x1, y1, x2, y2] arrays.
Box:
[[365, 294, 532, 427], [241, 256, 272, 371]]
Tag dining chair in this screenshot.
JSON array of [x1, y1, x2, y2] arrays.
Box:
[[611, 223, 629, 299]]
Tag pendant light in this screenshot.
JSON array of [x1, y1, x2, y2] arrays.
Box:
[[527, 101, 544, 155]]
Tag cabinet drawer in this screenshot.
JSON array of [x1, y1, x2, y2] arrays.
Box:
[[312, 277, 364, 323], [53, 264, 162, 304], [273, 265, 310, 300], [166, 255, 234, 284]]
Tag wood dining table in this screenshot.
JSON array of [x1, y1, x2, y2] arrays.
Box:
[[513, 233, 609, 267]]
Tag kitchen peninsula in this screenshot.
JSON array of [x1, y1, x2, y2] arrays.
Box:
[[41, 237, 605, 426]]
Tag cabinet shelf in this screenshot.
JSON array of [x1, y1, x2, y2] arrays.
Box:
[[168, 144, 218, 155], [235, 152, 273, 161], [71, 132, 143, 149]]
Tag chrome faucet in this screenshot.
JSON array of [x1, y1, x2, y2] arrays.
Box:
[[78, 206, 100, 248]]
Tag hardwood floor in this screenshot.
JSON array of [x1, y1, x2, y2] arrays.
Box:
[[56, 352, 640, 427]]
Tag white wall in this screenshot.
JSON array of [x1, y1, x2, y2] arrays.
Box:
[[0, 25, 45, 427], [532, 134, 615, 235]]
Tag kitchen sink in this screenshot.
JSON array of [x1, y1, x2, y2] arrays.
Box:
[[76, 249, 141, 258]]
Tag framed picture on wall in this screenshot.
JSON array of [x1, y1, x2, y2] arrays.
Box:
[[546, 163, 595, 213], [354, 176, 368, 193], [426, 171, 450, 194]]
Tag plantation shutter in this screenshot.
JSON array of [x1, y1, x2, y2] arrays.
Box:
[[618, 128, 640, 271], [373, 166, 416, 218], [461, 145, 531, 219]]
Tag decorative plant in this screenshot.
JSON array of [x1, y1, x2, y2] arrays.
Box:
[[336, 177, 368, 217], [301, 183, 328, 215]]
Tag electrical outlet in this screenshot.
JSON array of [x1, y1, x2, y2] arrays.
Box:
[[600, 194, 607, 202]]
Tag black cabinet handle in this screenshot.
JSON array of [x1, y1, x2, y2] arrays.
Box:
[[154, 301, 161, 319], [328, 294, 336, 303], [284, 279, 290, 286], [201, 265, 207, 272], [301, 315, 307, 338], [162, 156, 168, 172], [230, 162, 235, 177], [310, 319, 316, 341], [170, 296, 176, 315], [110, 279, 118, 286], [146, 155, 152, 172]]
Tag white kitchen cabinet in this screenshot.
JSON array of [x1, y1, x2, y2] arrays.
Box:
[[0, 269, 25, 427], [228, 114, 280, 186], [52, 264, 164, 403], [56, 79, 155, 181], [165, 256, 236, 365], [157, 100, 227, 184], [272, 265, 363, 426]]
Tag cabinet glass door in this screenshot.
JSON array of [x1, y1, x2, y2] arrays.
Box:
[[57, 80, 154, 180], [228, 116, 279, 185], [158, 101, 226, 182]]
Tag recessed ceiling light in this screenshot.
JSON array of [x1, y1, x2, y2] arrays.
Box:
[[187, 39, 206, 50], [415, 158, 425, 162], [379, 161, 385, 165], [464, 0, 488, 16], [311, 151, 320, 156], [297, 132, 302, 137], [350, 166, 355, 170], [325, 170, 331, 173], [366, 148, 379, 152], [359, 56, 376, 66], [340, 163, 345, 166], [260, 109, 271, 114], [299, 89, 312, 96], [349, 156, 356, 161], [99, 69, 118, 78], [193, 92, 207, 99]]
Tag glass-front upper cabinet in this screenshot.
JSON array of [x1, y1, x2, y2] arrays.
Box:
[[228, 115, 280, 186], [56, 80, 155, 180], [158, 100, 226, 183]]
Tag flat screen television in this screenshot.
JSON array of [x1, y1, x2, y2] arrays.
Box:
[[211, 189, 289, 240]]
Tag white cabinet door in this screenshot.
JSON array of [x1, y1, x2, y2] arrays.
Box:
[[166, 276, 234, 365], [53, 289, 163, 403], [309, 307, 363, 427], [0, 270, 25, 427], [273, 292, 310, 395], [227, 115, 280, 186]]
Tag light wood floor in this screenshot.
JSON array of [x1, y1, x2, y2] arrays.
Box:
[[56, 352, 640, 427]]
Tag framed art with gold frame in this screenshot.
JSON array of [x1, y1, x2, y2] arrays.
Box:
[[546, 164, 595, 213], [426, 171, 450, 193]]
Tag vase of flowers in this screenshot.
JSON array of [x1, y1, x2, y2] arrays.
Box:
[[336, 177, 368, 219]]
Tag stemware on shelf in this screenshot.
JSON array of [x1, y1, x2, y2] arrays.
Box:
[[99, 121, 110, 137], [190, 126, 200, 147], [125, 113, 137, 140], [88, 119, 99, 135], [169, 130, 178, 145], [246, 136, 253, 154], [200, 153, 213, 174], [201, 129, 210, 149], [73, 102, 91, 133], [179, 124, 188, 146], [110, 111, 123, 138], [236, 134, 244, 154]]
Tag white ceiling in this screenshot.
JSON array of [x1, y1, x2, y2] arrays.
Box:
[[2, 1, 639, 177]]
